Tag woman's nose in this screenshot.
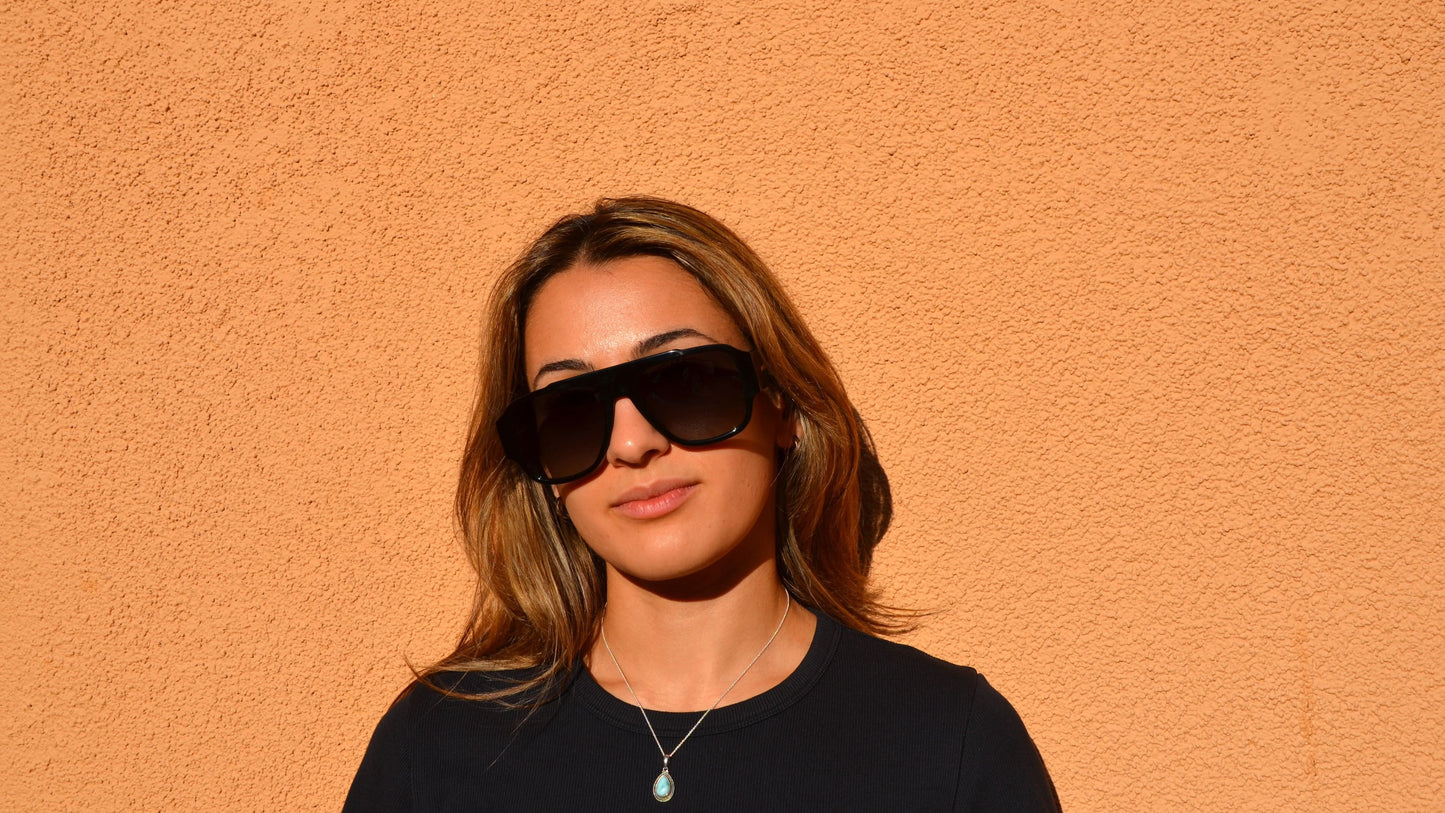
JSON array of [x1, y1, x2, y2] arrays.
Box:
[[605, 397, 669, 468]]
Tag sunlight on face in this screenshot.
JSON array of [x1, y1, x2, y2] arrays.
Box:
[[524, 256, 790, 590]]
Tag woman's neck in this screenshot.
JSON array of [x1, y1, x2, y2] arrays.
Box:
[[589, 564, 816, 712]]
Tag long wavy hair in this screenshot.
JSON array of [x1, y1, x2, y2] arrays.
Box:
[[422, 197, 906, 701]]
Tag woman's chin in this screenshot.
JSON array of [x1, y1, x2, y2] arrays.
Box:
[[605, 547, 723, 588], [600, 534, 775, 598]]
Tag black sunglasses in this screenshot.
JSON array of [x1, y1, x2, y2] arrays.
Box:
[[496, 344, 761, 484]]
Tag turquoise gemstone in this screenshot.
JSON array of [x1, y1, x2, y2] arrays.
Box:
[[652, 769, 674, 802]]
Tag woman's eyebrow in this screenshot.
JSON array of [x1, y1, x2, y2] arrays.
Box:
[[532, 358, 591, 388], [633, 328, 717, 357], [531, 328, 720, 389]]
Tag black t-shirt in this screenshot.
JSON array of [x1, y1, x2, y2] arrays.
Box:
[[345, 612, 1061, 812]]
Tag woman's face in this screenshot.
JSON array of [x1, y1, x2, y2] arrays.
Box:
[[523, 255, 791, 588]]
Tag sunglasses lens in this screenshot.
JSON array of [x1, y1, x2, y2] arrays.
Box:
[[497, 345, 758, 484], [639, 350, 751, 443], [530, 386, 611, 481]]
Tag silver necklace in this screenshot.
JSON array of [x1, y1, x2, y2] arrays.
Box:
[[599, 592, 792, 803]]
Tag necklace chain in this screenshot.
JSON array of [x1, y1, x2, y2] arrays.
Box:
[[600, 592, 792, 765]]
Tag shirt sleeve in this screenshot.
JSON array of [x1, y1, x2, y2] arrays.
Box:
[[342, 687, 418, 813], [954, 673, 1062, 812]]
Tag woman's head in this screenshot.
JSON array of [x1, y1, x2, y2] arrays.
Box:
[[438, 197, 901, 690], [521, 255, 793, 592]]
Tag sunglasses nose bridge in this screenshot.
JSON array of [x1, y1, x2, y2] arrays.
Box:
[[606, 366, 663, 434], [604, 386, 671, 468]]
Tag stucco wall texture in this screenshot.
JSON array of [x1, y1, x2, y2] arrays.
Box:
[[4, 0, 1442, 810]]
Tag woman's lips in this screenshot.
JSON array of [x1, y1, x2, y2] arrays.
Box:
[[611, 482, 697, 520]]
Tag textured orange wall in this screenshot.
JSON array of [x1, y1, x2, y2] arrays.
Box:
[[5, 1, 1442, 809]]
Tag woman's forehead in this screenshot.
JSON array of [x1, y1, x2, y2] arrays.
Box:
[[523, 256, 745, 374]]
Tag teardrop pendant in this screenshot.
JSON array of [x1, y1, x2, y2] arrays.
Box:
[[652, 767, 674, 802]]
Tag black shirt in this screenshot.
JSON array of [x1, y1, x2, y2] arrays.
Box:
[[345, 612, 1061, 811]]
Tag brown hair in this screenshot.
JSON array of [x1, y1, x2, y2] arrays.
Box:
[[422, 197, 905, 701]]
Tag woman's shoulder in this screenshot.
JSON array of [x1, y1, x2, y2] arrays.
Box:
[[797, 614, 986, 746], [826, 621, 1040, 745], [810, 616, 1061, 810], [827, 617, 981, 695], [342, 668, 558, 812], [379, 667, 560, 729]]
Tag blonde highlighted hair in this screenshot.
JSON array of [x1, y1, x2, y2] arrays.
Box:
[[423, 197, 906, 700]]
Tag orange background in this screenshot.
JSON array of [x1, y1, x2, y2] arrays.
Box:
[[5, 1, 1442, 810]]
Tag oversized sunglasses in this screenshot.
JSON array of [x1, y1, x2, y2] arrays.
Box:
[[496, 344, 761, 484]]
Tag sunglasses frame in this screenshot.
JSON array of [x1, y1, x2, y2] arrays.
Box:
[[496, 343, 762, 485]]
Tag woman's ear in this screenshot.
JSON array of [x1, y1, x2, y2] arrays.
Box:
[[773, 396, 800, 451], [549, 485, 570, 522]]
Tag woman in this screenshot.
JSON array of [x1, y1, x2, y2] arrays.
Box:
[[345, 198, 1061, 811]]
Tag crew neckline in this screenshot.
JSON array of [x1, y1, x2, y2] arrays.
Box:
[[572, 609, 841, 738]]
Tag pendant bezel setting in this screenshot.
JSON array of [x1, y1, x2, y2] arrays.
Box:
[[652, 767, 674, 802]]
